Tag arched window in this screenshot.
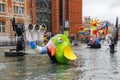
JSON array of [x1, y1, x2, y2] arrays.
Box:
[[0, 21, 5, 33]]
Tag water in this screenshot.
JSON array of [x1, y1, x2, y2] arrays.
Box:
[[0, 42, 120, 80]]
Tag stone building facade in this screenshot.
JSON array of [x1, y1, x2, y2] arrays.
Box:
[[0, 0, 31, 41]]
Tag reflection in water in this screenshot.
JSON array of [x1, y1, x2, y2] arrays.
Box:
[[109, 53, 118, 74], [0, 57, 27, 80]]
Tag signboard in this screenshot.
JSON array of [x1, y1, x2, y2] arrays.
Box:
[[65, 21, 69, 28]]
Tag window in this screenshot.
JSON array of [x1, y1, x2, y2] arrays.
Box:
[[14, 0, 24, 2], [0, 21, 5, 33], [14, 6, 24, 14], [36, 0, 52, 32], [0, 4, 5, 12]]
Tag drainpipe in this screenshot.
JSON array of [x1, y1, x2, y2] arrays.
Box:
[[62, 0, 64, 34]]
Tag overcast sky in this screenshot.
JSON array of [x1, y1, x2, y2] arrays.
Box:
[[83, 0, 120, 24]]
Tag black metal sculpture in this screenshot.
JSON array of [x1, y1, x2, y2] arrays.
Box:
[[109, 17, 119, 54], [5, 17, 26, 57]]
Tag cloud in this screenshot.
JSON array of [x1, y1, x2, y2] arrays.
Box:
[[109, 0, 120, 8], [83, 0, 120, 23]]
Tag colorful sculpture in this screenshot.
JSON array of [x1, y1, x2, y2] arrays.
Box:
[[29, 34, 77, 64], [77, 18, 109, 48], [40, 25, 48, 46]]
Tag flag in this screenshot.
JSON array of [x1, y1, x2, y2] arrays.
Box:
[[103, 21, 109, 34]]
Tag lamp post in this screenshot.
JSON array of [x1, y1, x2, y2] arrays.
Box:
[[59, 0, 64, 34], [62, 0, 64, 34]]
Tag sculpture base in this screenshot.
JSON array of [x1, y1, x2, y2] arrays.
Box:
[[4, 51, 27, 57], [87, 44, 101, 48]]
